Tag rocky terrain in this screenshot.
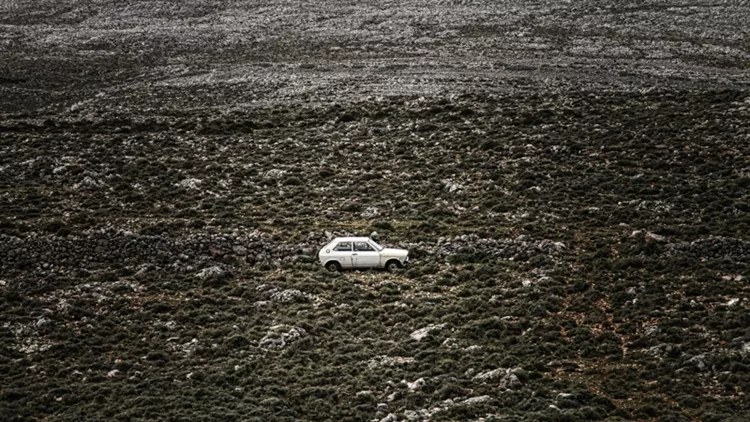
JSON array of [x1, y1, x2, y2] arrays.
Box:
[[1, 0, 750, 421]]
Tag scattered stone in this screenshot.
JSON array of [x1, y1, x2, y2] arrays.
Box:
[[175, 178, 202, 190], [645, 232, 666, 242], [473, 368, 523, 389], [441, 337, 458, 349], [410, 323, 446, 341], [537, 239, 566, 250], [264, 169, 286, 179], [442, 179, 463, 194], [500, 374, 523, 390], [379, 414, 397, 422], [169, 338, 199, 356], [403, 410, 420, 421], [685, 354, 708, 371], [270, 289, 315, 303], [406, 378, 425, 391], [462, 395, 491, 405], [367, 356, 416, 369], [259, 325, 307, 350], [72, 176, 105, 190], [499, 373, 523, 390], [473, 368, 505, 381], [195, 266, 225, 279], [646, 345, 666, 358], [645, 325, 660, 336], [361, 207, 380, 219]]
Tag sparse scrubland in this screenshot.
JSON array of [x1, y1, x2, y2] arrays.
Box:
[[1, 1, 749, 421]]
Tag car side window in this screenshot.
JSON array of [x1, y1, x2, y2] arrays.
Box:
[[354, 242, 374, 252], [334, 242, 352, 252]]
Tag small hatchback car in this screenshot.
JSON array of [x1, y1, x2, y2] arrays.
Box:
[[319, 237, 409, 272]]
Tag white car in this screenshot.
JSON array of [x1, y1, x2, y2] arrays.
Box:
[[319, 237, 409, 272]]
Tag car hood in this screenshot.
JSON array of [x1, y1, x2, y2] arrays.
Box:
[[380, 248, 408, 257]]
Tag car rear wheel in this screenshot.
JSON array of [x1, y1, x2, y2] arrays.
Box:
[[325, 261, 342, 272], [385, 260, 402, 272]]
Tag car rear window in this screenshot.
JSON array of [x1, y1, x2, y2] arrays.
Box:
[[334, 242, 352, 251]]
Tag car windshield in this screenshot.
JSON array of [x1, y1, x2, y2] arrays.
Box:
[[369, 239, 384, 251]]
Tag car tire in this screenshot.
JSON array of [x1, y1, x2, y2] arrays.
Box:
[[385, 260, 402, 272], [325, 261, 342, 272]]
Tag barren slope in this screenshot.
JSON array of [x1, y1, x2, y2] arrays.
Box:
[[1, 1, 750, 421]]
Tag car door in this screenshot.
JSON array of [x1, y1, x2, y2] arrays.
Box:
[[331, 241, 354, 268], [353, 241, 380, 268]]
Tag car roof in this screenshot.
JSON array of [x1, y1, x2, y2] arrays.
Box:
[[330, 237, 371, 243]]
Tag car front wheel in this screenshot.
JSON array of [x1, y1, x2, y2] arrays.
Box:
[[385, 260, 402, 272], [325, 261, 342, 272]]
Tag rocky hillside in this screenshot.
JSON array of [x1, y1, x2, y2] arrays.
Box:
[[1, 1, 749, 421]]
